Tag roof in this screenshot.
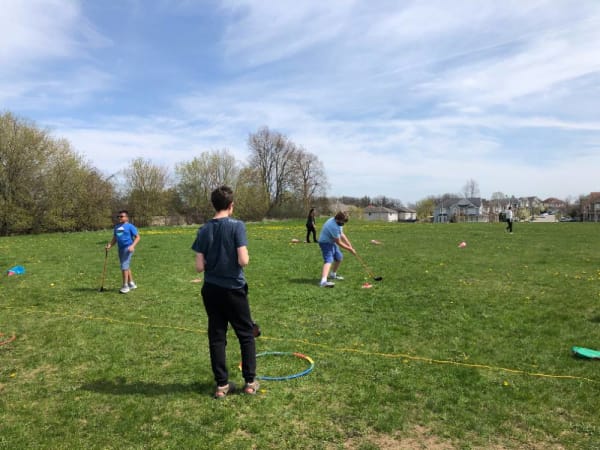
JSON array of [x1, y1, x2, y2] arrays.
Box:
[[364, 205, 398, 214], [436, 197, 482, 208]]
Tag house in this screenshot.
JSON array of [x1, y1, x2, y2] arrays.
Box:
[[581, 192, 600, 222], [542, 197, 566, 213], [434, 198, 485, 223], [363, 205, 398, 222], [517, 196, 543, 216], [397, 206, 417, 222]]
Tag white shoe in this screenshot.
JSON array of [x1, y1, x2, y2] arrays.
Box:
[[128, 281, 137, 289], [328, 273, 344, 280], [119, 285, 130, 294], [320, 281, 335, 288]]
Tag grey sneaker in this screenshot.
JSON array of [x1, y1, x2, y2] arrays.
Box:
[[128, 281, 137, 289], [119, 285, 130, 294], [320, 281, 335, 288], [328, 274, 344, 280]]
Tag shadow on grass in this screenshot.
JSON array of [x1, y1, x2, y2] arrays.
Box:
[[589, 315, 600, 323], [71, 287, 111, 293], [81, 378, 212, 396], [288, 278, 319, 285]]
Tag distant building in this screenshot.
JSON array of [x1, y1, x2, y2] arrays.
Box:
[[581, 192, 600, 222], [397, 206, 417, 222], [542, 197, 566, 212], [363, 205, 399, 222], [434, 198, 485, 223]]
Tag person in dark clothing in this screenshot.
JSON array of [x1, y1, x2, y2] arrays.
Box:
[[306, 208, 317, 243], [191, 186, 259, 398]]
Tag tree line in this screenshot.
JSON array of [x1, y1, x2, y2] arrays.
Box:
[[0, 113, 330, 235]]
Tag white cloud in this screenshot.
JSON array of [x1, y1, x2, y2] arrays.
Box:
[[0, 0, 109, 68], [219, 0, 355, 67]]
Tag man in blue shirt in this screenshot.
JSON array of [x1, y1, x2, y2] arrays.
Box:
[[106, 210, 140, 293], [318, 211, 356, 287], [192, 186, 258, 398]]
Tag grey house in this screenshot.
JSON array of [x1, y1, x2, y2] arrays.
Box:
[[434, 198, 485, 223]]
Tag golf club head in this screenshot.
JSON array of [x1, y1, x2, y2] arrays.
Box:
[[373, 276, 383, 281]]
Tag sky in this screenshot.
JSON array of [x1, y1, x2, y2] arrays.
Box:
[[2, 0, 600, 204]]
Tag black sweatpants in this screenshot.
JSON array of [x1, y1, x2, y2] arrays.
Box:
[[201, 282, 256, 386]]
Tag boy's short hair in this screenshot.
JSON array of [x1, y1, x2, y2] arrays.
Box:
[[118, 210, 129, 216], [334, 211, 349, 223], [211, 186, 234, 211]]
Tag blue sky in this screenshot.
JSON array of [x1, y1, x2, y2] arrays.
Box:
[[2, 0, 599, 204]]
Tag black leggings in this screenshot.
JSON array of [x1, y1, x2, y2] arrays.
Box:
[[306, 225, 317, 243]]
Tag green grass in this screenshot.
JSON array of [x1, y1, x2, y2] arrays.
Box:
[[1, 221, 599, 449]]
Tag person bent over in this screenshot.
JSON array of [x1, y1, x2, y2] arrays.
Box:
[[317, 211, 356, 287]]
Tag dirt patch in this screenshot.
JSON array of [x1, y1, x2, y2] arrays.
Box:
[[342, 425, 565, 450], [343, 426, 456, 450]]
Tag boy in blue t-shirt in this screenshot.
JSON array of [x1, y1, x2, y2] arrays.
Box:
[[106, 210, 140, 293], [318, 211, 356, 287]]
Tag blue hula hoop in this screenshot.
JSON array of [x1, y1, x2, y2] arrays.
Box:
[[240, 351, 314, 381]]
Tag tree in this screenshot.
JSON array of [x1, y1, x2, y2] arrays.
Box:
[[415, 197, 435, 221], [42, 140, 89, 231], [78, 169, 115, 230], [290, 148, 328, 213], [234, 166, 269, 221], [175, 149, 239, 223], [123, 158, 170, 226], [462, 179, 480, 198], [247, 126, 297, 215], [0, 112, 51, 234], [0, 112, 116, 234]]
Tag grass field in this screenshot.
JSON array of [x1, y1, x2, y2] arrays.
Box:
[[1, 220, 599, 449]]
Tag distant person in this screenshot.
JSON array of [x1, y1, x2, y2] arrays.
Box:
[[106, 210, 140, 293], [191, 186, 259, 398], [318, 211, 356, 287], [506, 206, 514, 233], [306, 208, 317, 243]]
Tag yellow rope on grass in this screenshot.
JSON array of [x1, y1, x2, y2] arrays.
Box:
[[2, 305, 598, 384]]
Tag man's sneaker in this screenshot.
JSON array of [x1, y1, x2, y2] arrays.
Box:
[[128, 281, 137, 289], [328, 274, 344, 280], [119, 285, 130, 294], [320, 281, 335, 288]]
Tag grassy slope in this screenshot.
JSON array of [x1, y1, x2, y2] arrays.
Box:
[[0, 221, 599, 449]]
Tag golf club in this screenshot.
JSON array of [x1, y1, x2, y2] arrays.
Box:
[[99, 248, 108, 292], [354, 252, 383, 281]]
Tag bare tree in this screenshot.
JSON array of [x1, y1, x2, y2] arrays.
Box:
[[462, 179, 480, 198], [247, 126, 297, 214], [290, 147, 328, 213], [490, 191, 506, 208]]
